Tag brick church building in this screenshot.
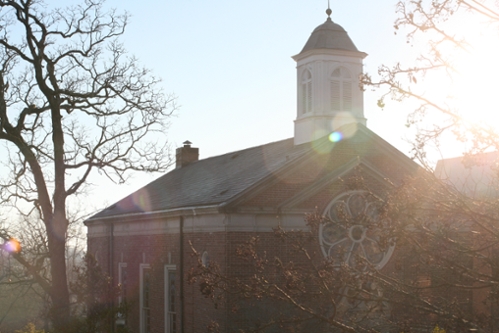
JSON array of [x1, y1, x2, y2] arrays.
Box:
[[85, 8, 421, 333]]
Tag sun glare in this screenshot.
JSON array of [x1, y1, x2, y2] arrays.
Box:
[[451, 33, 499, 126], [395, 8, 499, 159], [425, 15, 499, 128]]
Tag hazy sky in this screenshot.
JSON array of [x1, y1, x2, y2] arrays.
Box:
[[98, 0, 411, 154], [2, 0, 466, 215], [80, 0, 415, 210]]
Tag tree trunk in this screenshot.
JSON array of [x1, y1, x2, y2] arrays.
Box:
[[48, 215, 70, 332]]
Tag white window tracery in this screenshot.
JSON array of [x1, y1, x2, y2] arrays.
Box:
[[319, 190, 395, 271], [319, 191, 394, 321]]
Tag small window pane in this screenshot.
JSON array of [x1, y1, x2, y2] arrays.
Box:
[[167, 270, 177, 333], [141, 267, 151, 333]]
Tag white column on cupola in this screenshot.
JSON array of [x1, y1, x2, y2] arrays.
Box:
[[293, 5, 367, 145]]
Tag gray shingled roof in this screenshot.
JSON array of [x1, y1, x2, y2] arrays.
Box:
[[89, 138, 311, 220], [87, 124, 419, 221], [300, 18, 360, 54]]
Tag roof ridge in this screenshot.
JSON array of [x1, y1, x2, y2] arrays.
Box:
[[192, 137, 294, 162]]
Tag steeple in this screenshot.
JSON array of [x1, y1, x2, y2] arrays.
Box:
[[293, 7, 367, 145], [326, 0, 332, 20]]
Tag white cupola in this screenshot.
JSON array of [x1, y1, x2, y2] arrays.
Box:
[[293, 8, 367, 145]]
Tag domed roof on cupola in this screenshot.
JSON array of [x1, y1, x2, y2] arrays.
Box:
[[292, 6, 367, 145], [299, 12, 360, 54]]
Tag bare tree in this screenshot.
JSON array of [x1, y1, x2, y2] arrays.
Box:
[[188, 175, 499, 332], [0, 216, 49, 331], [187, 2, 499, 332], [358, 3, 499, 328], [0, 211, 117, 332], [0, 0, 175, 330], [363, 0, 499, 162]]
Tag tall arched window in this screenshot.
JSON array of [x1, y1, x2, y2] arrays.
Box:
[[331, 67, 352, 112], [301, 69, 312, 114]]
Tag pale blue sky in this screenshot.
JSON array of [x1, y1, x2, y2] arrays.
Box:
[[2, 0, 435, 215], [103, 0, 409, 157], [74, 0, 417, 212]]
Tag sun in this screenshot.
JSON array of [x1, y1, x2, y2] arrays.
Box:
[[412, 10, 499, 135], [397, 9, 499, 159], [450, 26, 499, 127]]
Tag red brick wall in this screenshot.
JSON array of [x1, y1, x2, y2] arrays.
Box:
[[85, 140, 423, 333], [88, 232, 176, 332], [88, 229, 229, 333], [183, 232, 227, 333]]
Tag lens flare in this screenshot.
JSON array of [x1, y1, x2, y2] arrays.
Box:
[[311, 136, 334, 155], [134, 191, 151, 211], [3, 238, 21, 253], [329, 131, 343, 142], [331, 112, 358, 139]]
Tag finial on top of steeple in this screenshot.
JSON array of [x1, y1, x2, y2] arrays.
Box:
[[326, 0, 332, 20]]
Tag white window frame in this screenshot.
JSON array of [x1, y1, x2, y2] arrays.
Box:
[[140, 263, 151, 333], [301, 69, 313, 114], [164, 264, 177, 333]]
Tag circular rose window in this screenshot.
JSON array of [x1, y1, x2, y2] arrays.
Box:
[[319, 191, 394, 270]]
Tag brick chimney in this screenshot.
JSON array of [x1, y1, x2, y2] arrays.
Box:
[[176, 140, 199, 168]]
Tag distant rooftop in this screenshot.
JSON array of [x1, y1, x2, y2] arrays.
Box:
[[435, 151, 499, 198]]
